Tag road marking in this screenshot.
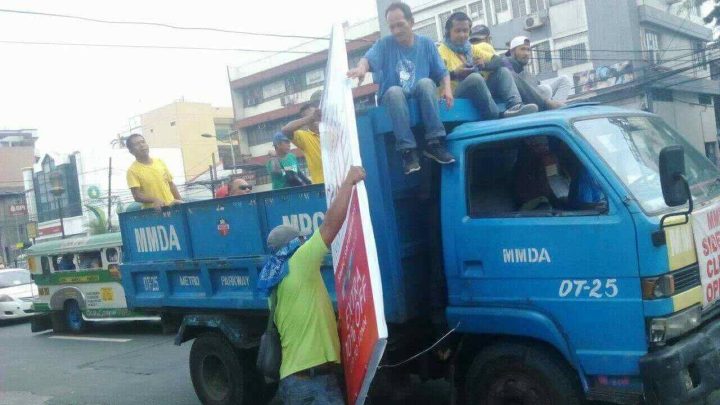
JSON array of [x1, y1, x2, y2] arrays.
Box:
[[48, 336, 131, 343]]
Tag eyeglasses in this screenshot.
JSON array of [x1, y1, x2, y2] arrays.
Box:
[[239, 185, 252, 191]]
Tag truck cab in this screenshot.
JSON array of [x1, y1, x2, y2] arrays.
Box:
[[443, 105, 720, 404]]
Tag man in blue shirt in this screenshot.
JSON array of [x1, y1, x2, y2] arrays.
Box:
[[348, 1, 455, 175]]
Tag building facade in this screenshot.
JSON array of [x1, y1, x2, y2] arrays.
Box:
[[0, 192, 29, 267], [138, 101, 233, 181], [409, 0, 720, 161], [0, 129, 37, 193], [227, 21, 380, 191]]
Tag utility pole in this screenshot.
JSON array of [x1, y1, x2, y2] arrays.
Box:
[[209, 165, 215, 196], [376, 0, 391, 37], [107, 157, 113, 232]]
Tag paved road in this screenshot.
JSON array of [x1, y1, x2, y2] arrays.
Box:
[[1, 318, 718, 405]]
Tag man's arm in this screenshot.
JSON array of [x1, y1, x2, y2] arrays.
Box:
[[130, 187, 164, 209], [440, 74, 454, 109], [169, 182, 182, 203], [347, 57, 371, 85], [280, 108, 320, 138], [319, 166, 366, 247]]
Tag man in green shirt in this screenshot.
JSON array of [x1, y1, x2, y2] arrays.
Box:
[[265, 166, 366, 405], [267, 132, 305, 190]]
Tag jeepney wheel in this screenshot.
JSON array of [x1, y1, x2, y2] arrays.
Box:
[[64, 300, 86, 333], [190, 332, 260, 405], [465, 342, 581, 405]]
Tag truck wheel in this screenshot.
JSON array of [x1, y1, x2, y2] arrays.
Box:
[[64, 300, 86, 333], [465, 342, 582, 405], [189, 333, 258, 405]]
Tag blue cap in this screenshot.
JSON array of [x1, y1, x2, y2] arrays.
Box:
[[273, 132, 290, 146]]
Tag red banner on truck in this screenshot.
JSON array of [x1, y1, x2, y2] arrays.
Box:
[[320, 24, 388, 405]]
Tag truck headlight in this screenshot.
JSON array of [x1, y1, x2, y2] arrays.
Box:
[[648, 305, 701, 344], [0, 295, 14, 302]]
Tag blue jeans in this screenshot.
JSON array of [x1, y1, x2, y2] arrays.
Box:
[[276, 374, 345, 405], [454, 68, 523, 120], [382, 78, 447, 151]]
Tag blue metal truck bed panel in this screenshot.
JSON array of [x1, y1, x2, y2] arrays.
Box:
[[119, 100, 481, 324]]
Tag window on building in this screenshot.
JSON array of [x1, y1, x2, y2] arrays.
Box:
[[170, 121, 176, 127], [262, 80, 286, 99], [413, 18, 438, 41], [305, 68, 325, 87], [652, 89, 673, 102], [524, 0, 545, 14], [453, 6, 467, 14], [645, 31, 661, 64], [699, 94, 712, 105], [285, 73, 303, 94], [466, 135, 606, 217], [438, 11, 452, 33], [531, 41, 553, 75], [693, 41, 708, 71], [244, 87, 263, 107], [558, 43, 588, 68], [468, 1, 486, 24], [246, 120, 288, 147], [493, 0, 512, 24]]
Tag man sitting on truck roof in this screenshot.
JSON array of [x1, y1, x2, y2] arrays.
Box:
[[125, 133, 183, 210], [267, 132, 311, 190], [258, 166, 366, 405], [437, 13, 537, 120], [347, 1, 456, 175], [281, 103, 324, 185]]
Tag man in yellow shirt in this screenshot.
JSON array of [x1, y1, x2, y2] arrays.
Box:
[[281, 104, 324, 184], [437, 12, 537, 120], [259, 166, 366, 404], [125, 133, 182, 210]]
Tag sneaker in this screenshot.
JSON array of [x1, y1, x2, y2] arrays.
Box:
[[502, 103, 539, 118], [402, 149, 421, 174], [424, 141, 456, 165]]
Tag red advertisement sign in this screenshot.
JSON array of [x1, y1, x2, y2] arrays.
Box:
[[320, 24, 388, 405], [334, 191, 384, 405]]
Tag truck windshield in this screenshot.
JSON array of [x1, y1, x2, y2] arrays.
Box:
[[574, 115, 720, 215]]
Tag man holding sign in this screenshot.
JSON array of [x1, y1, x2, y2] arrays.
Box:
[[265, 167, 366, 405]]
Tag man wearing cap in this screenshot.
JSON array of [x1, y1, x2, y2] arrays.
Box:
[[505, 36, 573, 103], [437, 13, 537, 120], [281, 104, 324, 184], [347, 1, 456, 175], [267, 132, 308, 190], [259, 166, 366, 404]]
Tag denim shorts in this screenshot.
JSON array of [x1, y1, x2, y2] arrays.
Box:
[[276, 373, 345, 405]]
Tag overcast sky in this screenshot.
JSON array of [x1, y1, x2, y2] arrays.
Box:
[[0, 0, 380, 155]]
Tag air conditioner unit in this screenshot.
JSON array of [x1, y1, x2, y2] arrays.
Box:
[[524, 14, 544, 31]]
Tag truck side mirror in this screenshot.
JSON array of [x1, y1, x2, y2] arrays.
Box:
[[659, 145, 689, 207]]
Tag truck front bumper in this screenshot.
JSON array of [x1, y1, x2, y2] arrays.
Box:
[[639, 318, 720, 404]]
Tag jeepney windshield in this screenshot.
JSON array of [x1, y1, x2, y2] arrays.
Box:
[[574, 115, 720, 215]]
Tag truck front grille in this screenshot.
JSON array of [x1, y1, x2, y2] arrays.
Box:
[[674, 264, 701, 294]]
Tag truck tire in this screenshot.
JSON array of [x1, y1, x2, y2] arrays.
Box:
[[464, 342, 582, 405], [64, 300, 86, 334], [189, 333, 258, 405]]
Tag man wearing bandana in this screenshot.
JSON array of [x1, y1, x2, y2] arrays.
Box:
[[258, 166, 366, 405]]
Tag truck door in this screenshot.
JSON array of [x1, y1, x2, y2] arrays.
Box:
[[444, 128, 646, 377]]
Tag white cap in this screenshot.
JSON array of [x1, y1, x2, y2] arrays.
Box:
[[507, 36, 530, 54]]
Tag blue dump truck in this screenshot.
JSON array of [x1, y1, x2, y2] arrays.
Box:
[[119, 101, 720, 405]]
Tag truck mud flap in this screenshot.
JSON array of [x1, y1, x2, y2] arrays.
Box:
[[30, 313, 52, 333], [639, 319, 720, 404]]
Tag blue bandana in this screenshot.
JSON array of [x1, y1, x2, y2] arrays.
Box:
[[443, 38, 473, 66], [257, 237, 304, 297]]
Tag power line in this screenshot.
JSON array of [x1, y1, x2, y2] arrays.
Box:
[[0, 8, 328, 41], [0, 39, 314, 54]]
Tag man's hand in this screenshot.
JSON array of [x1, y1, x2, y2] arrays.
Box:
[[151, 198, 164, 212], [169, 199, 183, 206], [453, 66, 474, 81], [347, 67, 367, 85], [472, 57, 485, 69], [343, 166, 366, 187], [441, 87, 455, 110]]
